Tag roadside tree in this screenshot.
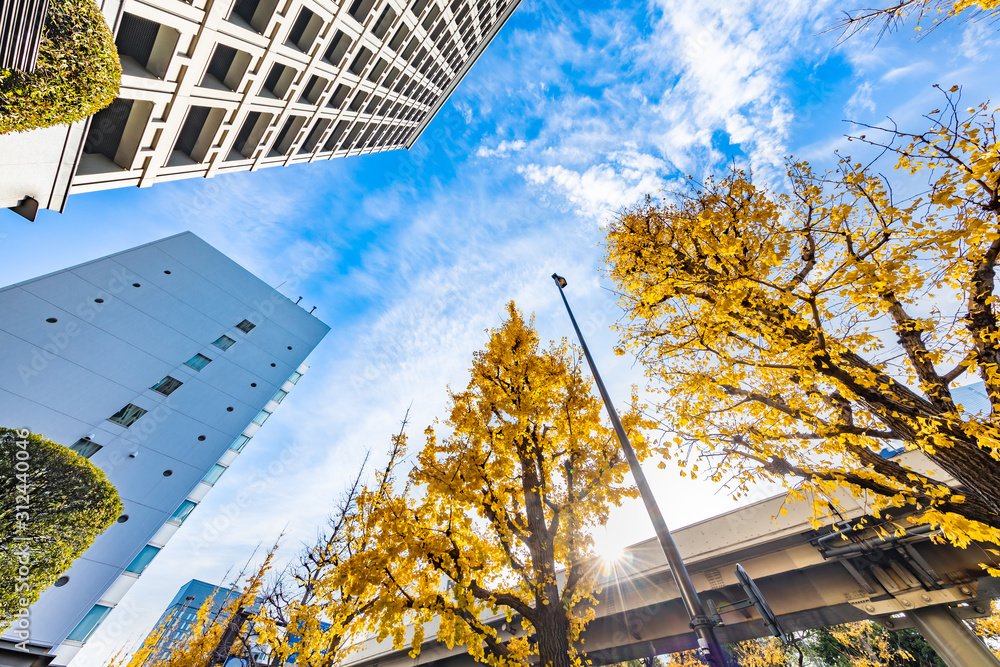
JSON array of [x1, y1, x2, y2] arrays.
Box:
[[361, 303, 651, 667], [604, 92, 1000, 553], [1, 428, 121, 628], [254, 436, 406, 667], [0, 0, 120, 134]]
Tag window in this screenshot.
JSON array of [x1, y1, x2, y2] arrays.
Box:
[[229, 0, 279, 33], [151, 376, 183, 396], [349, 0, 377, 22], [115, 13, 179, 79], [203, 44, 237, 89], [229, 111, 274, 161], [371, 6, 396, 38], [82, 97, 151, 169], [203, 464, 227, 485], [252, 409, 271, 426], [287, 6, 318, 50], [271, 388, 288, 403], [299, 118, 331, 154], [108, 403, 147, 428], [213, 335, 236, 351], [172, 105, 221, 162], [272, 115, 306, 155], [125, 545, 161, 574], [349, 90, 368, 112], [67, 604, 113, 642], [70, 439, 102, 458], [169, 500, 198, 525], [300, 74, 328, 104], [185, 353, 212, 371], [262, 62, 296, 98], [389, 24, 409, 51], [323, 30, 351, 66], [230, 434, 250, 452], [287, 371, 302, 384], [236, 319, 256, 333], [328, 84, 350, 109], [349, 46, 373, 76], [323, 120, 349, 151]]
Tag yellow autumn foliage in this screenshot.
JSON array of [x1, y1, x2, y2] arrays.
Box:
[[353, 303, 652, 667], [605, 93, 1000, 561], [106, 552, 273, 667]]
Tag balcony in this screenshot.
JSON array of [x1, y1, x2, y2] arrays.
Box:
[[115, 13, 179, 80]]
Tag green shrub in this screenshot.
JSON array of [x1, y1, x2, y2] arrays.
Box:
[[0, 428, 122, 630], [0, 0, 122, 135]]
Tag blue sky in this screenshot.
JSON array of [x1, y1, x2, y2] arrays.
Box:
[[2, 0, 999, 661]]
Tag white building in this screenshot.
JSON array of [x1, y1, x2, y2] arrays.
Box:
[[0, 232, 330, 666], [0, 0, 522, 218]]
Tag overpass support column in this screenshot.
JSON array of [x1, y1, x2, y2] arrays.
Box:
[[906, 605, 1000, 667]]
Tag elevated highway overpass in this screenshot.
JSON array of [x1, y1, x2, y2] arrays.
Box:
[[341, 452, 1000, 667]]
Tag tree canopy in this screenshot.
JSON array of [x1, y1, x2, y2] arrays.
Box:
[[1, 428, 122, 628], [252, 443, 401, 667], [359, 303, 650, 667], [604, 91, 1000, 555], [0, 0, 121, 134]]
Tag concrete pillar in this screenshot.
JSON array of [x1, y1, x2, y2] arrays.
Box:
[[906, 605, 1000, 667]]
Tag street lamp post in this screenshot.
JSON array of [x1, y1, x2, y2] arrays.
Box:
[[551, 273, 730, 667]]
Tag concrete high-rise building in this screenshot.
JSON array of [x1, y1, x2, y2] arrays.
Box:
[[0, 232, 330, 666], [0, 0, 522, 217]]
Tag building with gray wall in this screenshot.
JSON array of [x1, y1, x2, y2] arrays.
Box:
[[0, 232, 329, 666]]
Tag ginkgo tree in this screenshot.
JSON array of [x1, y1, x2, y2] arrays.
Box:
[[358, 303, 651, 667], [254, 434, 407, 667], [106, 550, 274, 667], [604, 90, 1000, 553]]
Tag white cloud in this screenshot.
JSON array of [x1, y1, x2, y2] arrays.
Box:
[[517, 150, 668, 221], [471, 0, 844, 216], [845, 81, 877, 116], [881, 63, 926, 82], [960, 18, 1000, 61], [476, 138, 527, 157]]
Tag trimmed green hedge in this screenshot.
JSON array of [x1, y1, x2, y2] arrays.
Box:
[[0, 428, 122, 629], [0, 0, 121, 135]]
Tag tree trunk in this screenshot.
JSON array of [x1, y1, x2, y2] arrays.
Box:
[[535, 608, 573, 667], [934, 450, 1000, 511]]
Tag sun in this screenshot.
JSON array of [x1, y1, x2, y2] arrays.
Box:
[[597, 542, 625, 563], [592, 528, 626, 563]]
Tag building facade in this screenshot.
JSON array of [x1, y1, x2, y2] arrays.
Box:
[[0, 0, 522, 216], [141, 579, 267, 666], [0, 232, 330, 666]]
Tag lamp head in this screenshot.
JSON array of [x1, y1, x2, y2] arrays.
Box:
[[552, 273, 567, 288]]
